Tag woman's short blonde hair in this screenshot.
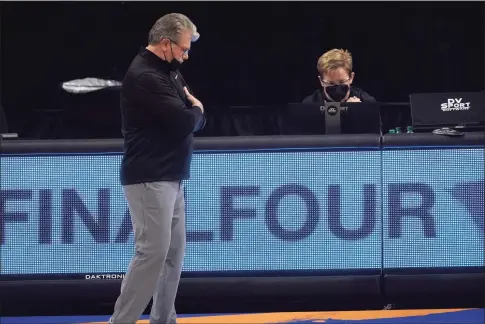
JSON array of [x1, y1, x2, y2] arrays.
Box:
[[317, 48, 353, 76]]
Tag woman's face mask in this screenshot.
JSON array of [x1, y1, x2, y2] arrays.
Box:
[[324, 84, 350, 102], [319, 68, 353, 102]]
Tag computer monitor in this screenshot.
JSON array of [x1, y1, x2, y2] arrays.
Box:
[[282, 102, 381, 135], [409, 91, 485, 131]]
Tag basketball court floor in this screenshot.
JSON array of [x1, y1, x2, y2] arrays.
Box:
[[1, 308, 483, 324]]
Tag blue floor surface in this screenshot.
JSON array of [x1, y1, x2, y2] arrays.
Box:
[[1, 309, 483, 324]]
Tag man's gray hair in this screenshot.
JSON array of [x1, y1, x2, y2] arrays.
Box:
[[148, 13, 200, 45]]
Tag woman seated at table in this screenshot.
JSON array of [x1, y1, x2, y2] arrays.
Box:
[[302, 48, 376, 104]]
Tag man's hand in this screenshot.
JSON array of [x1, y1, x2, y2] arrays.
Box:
[[183, 87, 204, 113], [346, 96, 362, 103]]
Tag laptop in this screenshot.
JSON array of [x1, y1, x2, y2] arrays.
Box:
[[282, 102, 381, 135], [409, 91, 485, 131]]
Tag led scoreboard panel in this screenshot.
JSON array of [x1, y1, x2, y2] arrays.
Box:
[[0, 135, 483, 279]]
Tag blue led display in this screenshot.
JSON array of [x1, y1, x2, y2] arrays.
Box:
[[382, 148, 484, 269], [0, 147, 483, 277]]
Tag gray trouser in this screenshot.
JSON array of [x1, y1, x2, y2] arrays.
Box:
[[110, 181, 186, 324]]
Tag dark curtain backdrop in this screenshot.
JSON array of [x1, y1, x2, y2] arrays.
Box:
[[0, 1, 484, 137]]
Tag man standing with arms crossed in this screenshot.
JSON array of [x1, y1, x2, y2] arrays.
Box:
[[109, 13, 205, 324]]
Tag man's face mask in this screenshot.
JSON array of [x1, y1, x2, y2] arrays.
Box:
[[167, 42, 183, 71], [164, 39, 190, 71], [324, 84, 350, 102], [168, 57, 183, 71]]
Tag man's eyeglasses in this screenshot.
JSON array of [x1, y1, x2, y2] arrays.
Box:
[[167, 38, 190, 55]]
